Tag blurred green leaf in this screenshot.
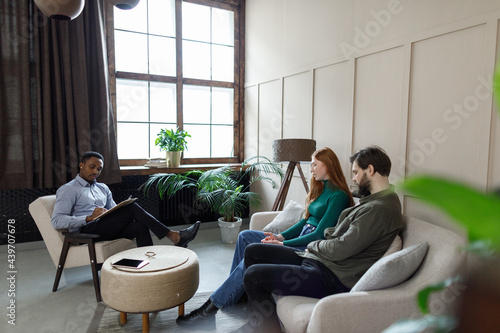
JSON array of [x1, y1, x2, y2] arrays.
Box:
[[382, 315, 457, 333], [398, 176, 500, 249], [464, 240, 496, 257], [417, 276, 461, 314]]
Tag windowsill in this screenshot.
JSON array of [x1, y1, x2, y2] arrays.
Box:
[[120, 163, 243, 176]]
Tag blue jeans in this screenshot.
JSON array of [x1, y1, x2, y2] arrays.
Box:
[[210, 229, 308, 310]]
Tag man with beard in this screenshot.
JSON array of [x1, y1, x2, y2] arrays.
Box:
[[52, 151, 200, 248], [231, 146, 403, 333]]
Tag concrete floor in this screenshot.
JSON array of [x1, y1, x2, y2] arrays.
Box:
[[0, 222, 244, 333]]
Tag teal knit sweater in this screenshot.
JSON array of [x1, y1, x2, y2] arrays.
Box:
[[281, 181, 350, 247]]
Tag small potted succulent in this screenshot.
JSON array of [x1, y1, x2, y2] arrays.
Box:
[[155, 127, 191, 167]]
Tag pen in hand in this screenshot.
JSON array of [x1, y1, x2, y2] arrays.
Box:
[[92, 204, 107, 214]]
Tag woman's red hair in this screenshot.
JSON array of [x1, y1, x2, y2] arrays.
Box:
[[304, 147, 354, 219]]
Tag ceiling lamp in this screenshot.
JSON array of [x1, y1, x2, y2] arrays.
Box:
[[33, 0, 85, 21], [34, 0, 140, 21], [109, 0, 140, 10]]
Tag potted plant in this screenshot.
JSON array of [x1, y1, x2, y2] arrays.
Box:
[[141, 156, 284, 243], [155, 127, 191, 167]]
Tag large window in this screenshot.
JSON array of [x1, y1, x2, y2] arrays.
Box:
[[109, 0, 244, 164]]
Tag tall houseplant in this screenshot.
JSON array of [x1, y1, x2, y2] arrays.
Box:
[[155, 127, 191, 167], [141, 156, 284, 242]]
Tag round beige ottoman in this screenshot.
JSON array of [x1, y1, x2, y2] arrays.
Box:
[[101, 245, 199, 332]]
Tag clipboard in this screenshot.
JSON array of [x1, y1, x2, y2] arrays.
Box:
[[90, 197, 138, 221]]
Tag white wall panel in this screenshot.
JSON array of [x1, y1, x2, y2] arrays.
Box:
[[283, 72, 313, 139], [244, 85, 259, 159], [254, 79, 283, 213], [407, 24, 489, 187], [258, 79, 282, 159], [488, 21, 500, 190], [404, 196, 467, 235], [352, 46, 406, 182], [245, 1, 500, 226], [245, 0, 285, 84], [246, 0, 500, 84], [313, 61, 352, 180], [490, 99, 500, 190]]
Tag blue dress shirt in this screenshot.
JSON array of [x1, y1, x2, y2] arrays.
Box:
[[51, 175, 116, 232]]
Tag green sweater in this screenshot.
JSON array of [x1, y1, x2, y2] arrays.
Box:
[[281, 181, 350, 247], [299, 189, 403, 288]]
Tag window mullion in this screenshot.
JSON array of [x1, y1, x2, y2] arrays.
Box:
[[210, 7, 213, 158], [146, 1, 151, 159], [176, 0, 184, 132], [234, 4, 243, 161]]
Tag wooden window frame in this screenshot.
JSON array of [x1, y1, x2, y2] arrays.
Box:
[[105, 0, 245, 167]]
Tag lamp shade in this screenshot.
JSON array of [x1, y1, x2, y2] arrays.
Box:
[[34, 0, 85, 21], [110, 0, 141, 10], [272, 139, 316, 163]]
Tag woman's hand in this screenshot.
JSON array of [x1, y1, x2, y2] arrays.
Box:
[[261, 232, 284, 245], [261, 239, 284, 245]]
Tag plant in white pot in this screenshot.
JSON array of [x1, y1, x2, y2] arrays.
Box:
[[155, 127, 191, 167], [141, 156, 284, 243]]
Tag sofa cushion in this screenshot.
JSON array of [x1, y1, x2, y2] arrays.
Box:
[[275, 295, 319, 333], [382, 235, 402, 257], [351, 242, 428, 292], [262, 200, 305, 234]]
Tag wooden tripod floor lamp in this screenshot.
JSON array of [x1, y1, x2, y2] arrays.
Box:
[[272, 138, 316, 211]]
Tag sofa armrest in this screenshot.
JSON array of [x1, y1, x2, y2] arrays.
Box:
[[306, 290, 420, 333], [277, 285, 462, 333], [249, 211, 280, 231]]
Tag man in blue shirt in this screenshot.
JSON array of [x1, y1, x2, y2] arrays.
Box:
[[52, 151, 200, 247]]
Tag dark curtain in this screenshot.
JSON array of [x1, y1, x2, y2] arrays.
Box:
[[0, 0, 121, 190]]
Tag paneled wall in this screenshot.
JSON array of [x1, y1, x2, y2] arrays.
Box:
[[244, 0, 500, 227]]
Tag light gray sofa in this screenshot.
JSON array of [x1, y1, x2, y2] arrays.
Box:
[[249, 212, 467, 333]]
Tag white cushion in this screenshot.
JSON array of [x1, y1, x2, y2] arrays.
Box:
[[262, 200, 305, 234], [351, 242, 428, 292]]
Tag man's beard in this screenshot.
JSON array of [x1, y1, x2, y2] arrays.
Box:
[[357, 173, 371, 197]]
